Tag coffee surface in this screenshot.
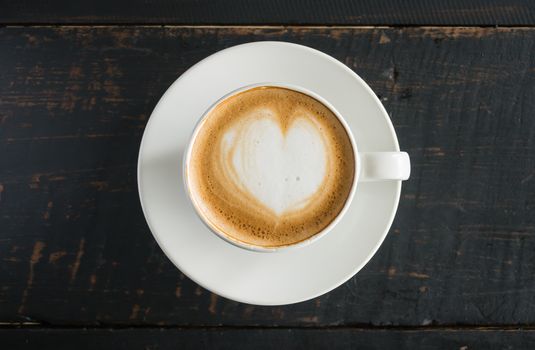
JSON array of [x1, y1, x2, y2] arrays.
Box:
[[187, 86, 355, 247]]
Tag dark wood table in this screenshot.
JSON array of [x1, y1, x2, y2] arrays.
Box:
[[1, 1, 535, 348]]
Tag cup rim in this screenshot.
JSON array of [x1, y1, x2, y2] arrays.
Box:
[[183, 82, 360, 252]]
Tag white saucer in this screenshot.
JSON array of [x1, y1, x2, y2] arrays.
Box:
[[138, 42, 401, 305]]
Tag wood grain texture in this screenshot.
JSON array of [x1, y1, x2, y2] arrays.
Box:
[[1, 0, 534, 25], [3, 328, 535, 349], [0, 27, 534, 327]]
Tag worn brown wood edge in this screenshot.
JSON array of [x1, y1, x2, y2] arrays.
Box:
[[2, 324, 535, 330], [1, 26, 534, 327], [3, 328, 535, 349], [0, 0, 534, 26]]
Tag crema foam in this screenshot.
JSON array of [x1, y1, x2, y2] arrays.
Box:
[[187, 87, 355, 247]]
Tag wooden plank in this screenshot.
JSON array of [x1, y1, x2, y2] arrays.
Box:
[[0, 0, 534, 25], [3, 328, 535, 349], [0, 27, 534, 326]]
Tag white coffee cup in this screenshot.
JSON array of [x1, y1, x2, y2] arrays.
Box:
[[184, 83, 410, 252]]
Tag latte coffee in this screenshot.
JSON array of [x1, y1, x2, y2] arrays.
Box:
[[186, 86, 355, 248]]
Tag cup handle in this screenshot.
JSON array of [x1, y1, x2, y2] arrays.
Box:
[[359, 152, 411, 182]]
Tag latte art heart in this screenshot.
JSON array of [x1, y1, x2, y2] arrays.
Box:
[[187, 87, 355, 247], [222, 110, 327, 215]]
